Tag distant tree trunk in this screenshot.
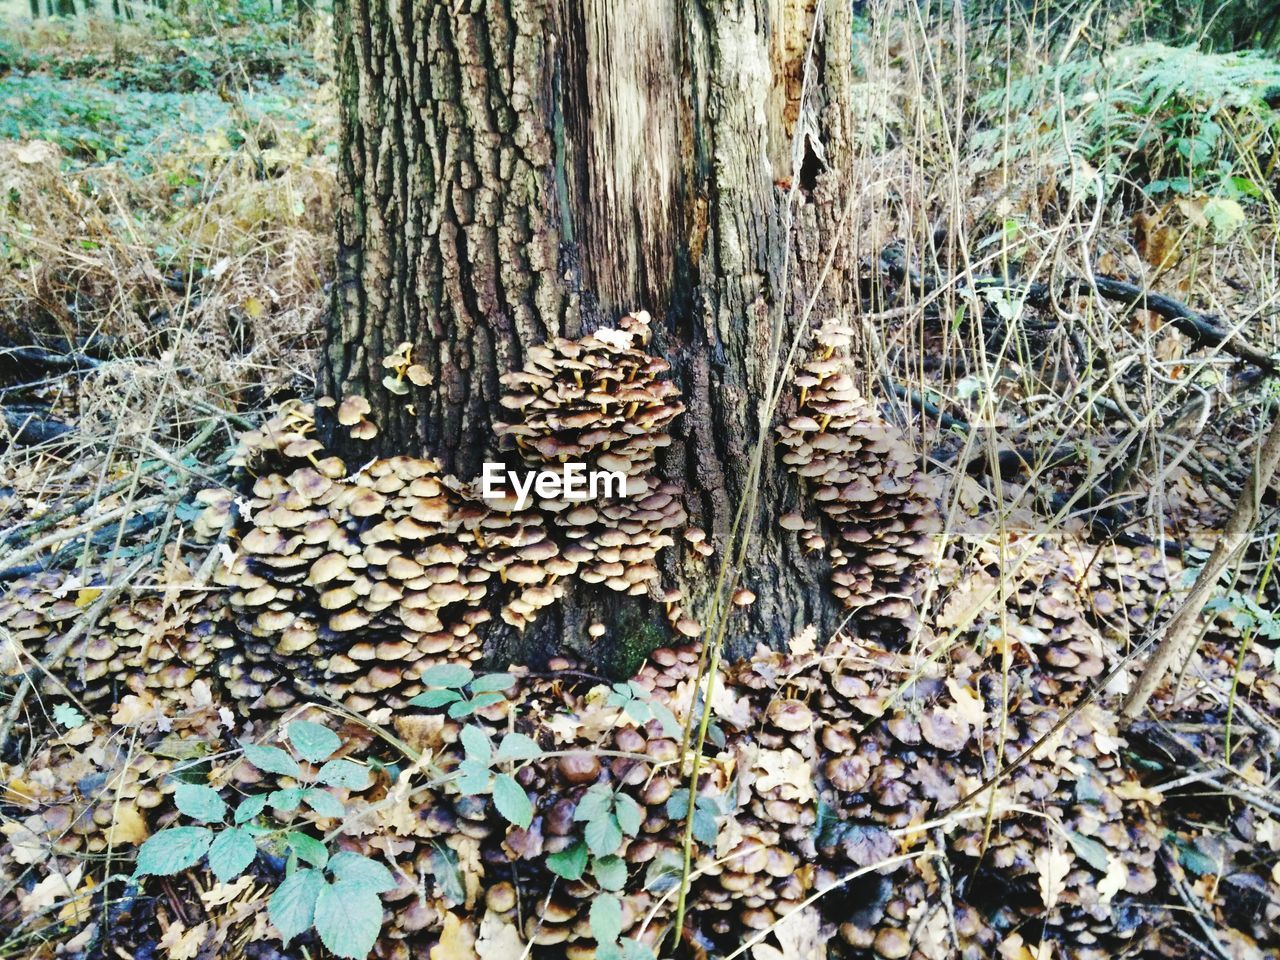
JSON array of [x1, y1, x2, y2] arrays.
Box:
[[326, 0, 864, 665], [29, 0, 40, 17], [296, 0, 314, 30]]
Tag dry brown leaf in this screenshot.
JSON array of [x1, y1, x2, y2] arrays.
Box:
[[429, 911, 477, 960], [1096, 854, 1128, 904], [200, 875, 257, 909], [946, 677, 985, 728], [1033, 844, 1073, 910], [160, 920, 209, 960], [1, 815, 50, 865], [753, 748, 815, 803], [104, 802, 149, 846], [18, 864, 83, 917], [789, 624, 817, 657], [474, 910, 523, 959]]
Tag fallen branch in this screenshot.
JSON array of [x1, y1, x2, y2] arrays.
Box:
[[878, 247, 1279, 376], [1122, 411, 1280, 718]]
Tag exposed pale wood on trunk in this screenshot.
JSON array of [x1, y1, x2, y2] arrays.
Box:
[[326, 0, 863, 662]]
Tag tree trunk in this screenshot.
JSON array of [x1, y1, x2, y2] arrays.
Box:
[[325, 0, 864, 666]]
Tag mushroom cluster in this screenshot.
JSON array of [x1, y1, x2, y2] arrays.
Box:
[[778, 321, 941, 632], [494, 311, 688, 597], [210, 443, 578, 712], [0, 559, 222, 710]]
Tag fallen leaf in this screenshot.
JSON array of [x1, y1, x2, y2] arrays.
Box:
[[104, 802, 149, 846], [1097, 854, 1128, 904], [789, 625, 817, 657], [1033, 844, 1073, 909], [474, 910, 523, 959], [160, 920, 209, 960], [429, 912, 477, 960]]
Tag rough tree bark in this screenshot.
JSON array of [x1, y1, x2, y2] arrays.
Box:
[[325, 0, 864, 664]]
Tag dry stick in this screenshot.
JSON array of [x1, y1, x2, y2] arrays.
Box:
[[0, 559, 146, 753], [1121, 411, 1280, 719]]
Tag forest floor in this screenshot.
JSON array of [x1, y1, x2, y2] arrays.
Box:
[[3, 6, 1280, 960]]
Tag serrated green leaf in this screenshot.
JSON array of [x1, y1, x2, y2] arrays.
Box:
[[285, 831, 329, 868], [546, 840, 588, 881], [665, 788, 690, 820], [287, 720, 342, 764], [455, 759, 492, 795], [207, 827, 257, 882], [174, 782, 227, 823], [469, 692, 506, 711], [649, 701, 680, 738], [590, 893, 623, 946], [460, 725, 492, 764], [574, 785, 613, 823], [316, 759, 372, 791], [495, 732, 541, 761], [692, 808, 718, 847], [643, 848, 683, 893], [585, 814, 623, 857], [241, 742, 301, 779], [53, 702, 86, 729], [469, 672, 515, 693], [269, 788, 303, 812], [492, 774, 533, 829], [302, 788, 346, 820], [429, 845, 465, 905], [328, 851, 396, 893], [592, 854, 628, 891], [407, 689, 462, 709], [1065, 830, 1110, 873], [315, 879, 384, 959], [234, 793, 268, 824], [269, 868, 325, 944], [420, 664, 474, 689], [135, 826, 212, 877], [614, 794, 642, 837]]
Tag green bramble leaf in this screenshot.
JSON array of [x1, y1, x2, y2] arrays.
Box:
[[174, 782, 227, 823], [328, 851, 396, 893], [460, 725, 492, 764], [456, 759, 492, 795], [241, 742, 301, 779], [692, 808, 718, 847], [314, 879, 384, 959], [207, 827, 257, 882], [287, 720, 342, 764], [585, 814, 623, 858], [420, 664, 474, 689], [469, 672, 515, 693], [574, 784, 613, 823], [429, 845, 465, 905], [614, 794, 643, 837], [495, 732, 542, 761], [269, 788, 304, 813], [234, 793, 268, 824], [135, 826, 213, 877], [302, 788, 345, 820], [648, 701, 680, 738], [590, 893, 623, 946], [269, 868, 325, 944], [316, 759, 372, 790], [546, 840, 588, 881], [408, 689, 462, 709], [469, 692, 506, 711], [491, 774, 533, 829], [53, 703, 86, 729], [285, 831, 329, 868], [592, 854, 628, 891], [665, 788, 690, 820]]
